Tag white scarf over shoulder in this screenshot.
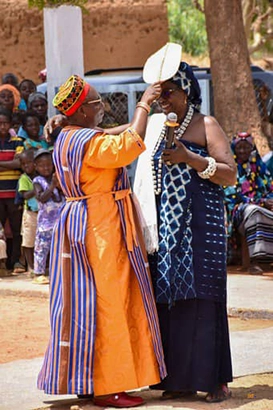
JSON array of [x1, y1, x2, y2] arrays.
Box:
[[133, 113, 166, 254]]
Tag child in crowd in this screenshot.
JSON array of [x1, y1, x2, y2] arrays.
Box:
[[11, 111, 24, 135], [32, 149, 64, 284], [18, 150, 38, 273], [0, 107, 24, 272], [21, 111, 50, 150], [0, 221, 8, 276], [18, 79, 37, 111]]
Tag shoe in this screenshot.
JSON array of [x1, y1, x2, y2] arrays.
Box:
[[13, 262, 26, 274], [77, 394, 94, 399], [93, 392, 145, 408], [32, 275, 50, 285], [248, 265, 263, 275], [160, 390, 196, 400], [205, 384, 231, 403]]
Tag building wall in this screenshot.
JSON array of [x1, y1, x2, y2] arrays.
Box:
[[0, 0, 168, 83]]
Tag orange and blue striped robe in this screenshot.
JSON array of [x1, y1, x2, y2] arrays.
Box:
[[37, 126, 166, 395]]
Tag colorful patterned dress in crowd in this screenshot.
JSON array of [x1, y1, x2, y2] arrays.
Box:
[[37, 126, 166, 396], [33, 175, 64, 275], [224, 150, 273, 262]]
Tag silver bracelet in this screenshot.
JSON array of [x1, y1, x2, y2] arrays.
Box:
[[197, 157, 217, 179]]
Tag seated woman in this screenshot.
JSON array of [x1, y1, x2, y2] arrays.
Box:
[[224, 132, 273, 274]]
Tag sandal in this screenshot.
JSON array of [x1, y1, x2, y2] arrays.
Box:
[[160, 390, 196, 400], [13, 262, 26, 274], [32, 274, 50, 285], [205, 384, 231, 403], [248, 264, 263, 275], [0, 268, 14, 277]]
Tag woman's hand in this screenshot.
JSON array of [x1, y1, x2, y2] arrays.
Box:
[[44, 114, 68, 142], [162, 138, 189, 165], [141, 82, 162, 106]]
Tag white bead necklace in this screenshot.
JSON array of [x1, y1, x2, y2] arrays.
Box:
[[151, 104, 194, 195]]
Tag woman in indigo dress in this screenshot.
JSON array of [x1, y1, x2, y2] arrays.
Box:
[[134, 62, 237, 403]]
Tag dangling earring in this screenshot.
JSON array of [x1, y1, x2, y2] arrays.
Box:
[[83, 113, 87, 118]]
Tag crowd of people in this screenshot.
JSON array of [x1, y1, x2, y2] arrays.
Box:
[[1, 46, 273, 408], [0, 71, 63, 283]]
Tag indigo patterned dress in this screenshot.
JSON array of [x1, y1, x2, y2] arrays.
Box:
[[149, 139, 232, 393]]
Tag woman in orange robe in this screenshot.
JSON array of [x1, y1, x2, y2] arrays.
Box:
[[37, 75, 166, 408]]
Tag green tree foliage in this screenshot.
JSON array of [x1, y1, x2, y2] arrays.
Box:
[[167, 0, 208, 56], [28, 0, 88, 11]]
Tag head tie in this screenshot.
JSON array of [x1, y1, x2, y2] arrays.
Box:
[[28, 92, 47, 109], [0, 84, 21, 110], [232, 131, 254, 148], [170, 62, 202, 112]]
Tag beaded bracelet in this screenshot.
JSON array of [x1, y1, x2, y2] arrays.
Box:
[[136, 101, 151, 114], [197, 157, 217, 179]]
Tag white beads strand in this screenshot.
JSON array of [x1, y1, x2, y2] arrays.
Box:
[[151, 104, 194, 195]]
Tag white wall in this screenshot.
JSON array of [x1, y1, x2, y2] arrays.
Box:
[[43, 5, 84, 117]]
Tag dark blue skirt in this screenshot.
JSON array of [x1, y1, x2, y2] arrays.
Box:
[[151, 298, 233, 393]]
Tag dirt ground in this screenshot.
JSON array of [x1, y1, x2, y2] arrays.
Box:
[[1, 294, 273, 364], [1, 295, 273, 409]]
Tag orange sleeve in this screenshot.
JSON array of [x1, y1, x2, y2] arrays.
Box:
[[86, 127, 146, 168]]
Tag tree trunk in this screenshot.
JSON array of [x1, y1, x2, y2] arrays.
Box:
[[204, 0, 269, 156]]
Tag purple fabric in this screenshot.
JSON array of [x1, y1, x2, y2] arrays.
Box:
[[33, 175, 64, 231]]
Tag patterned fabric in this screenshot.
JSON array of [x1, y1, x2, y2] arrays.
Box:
[[23, 137, 49, 150], [33, 175, 64, 231], [0, 134, 24, 198], [239, 204, 273, 259], [53, 75, 90, 116], [232, 131, 253, 147], [113, 168, 166, 380], [34, 229, 53, 275], [153, 139, 227, 305], [37, 127, 166, 395], [170, 62, 202, 112], [224, 150, 273, 234], [37, 127, 98, 394], [224, 149, 273, 261]]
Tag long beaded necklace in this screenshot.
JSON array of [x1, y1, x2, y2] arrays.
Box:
[[151, 104, 194, 195]]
